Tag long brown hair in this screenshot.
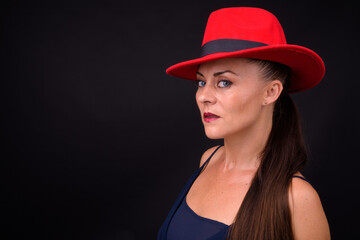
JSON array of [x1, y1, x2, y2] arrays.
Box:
[[227, 59, 308, 240]]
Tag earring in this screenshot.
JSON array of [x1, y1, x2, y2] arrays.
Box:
[[264, 101, 267, 105]]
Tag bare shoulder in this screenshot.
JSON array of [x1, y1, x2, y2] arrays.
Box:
[[289, 175, 331, 239], [199, 145, 223, 167]]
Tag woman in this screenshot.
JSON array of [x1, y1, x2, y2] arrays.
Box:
[[157, 7, 330, 240]]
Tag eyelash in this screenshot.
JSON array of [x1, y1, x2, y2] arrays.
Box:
[[196, 79, 232, 88], [197, 80, 206, 87], [218, 80, 232, 88]]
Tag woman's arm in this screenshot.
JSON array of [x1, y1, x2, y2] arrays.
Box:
[[289, 177, 331, 240]]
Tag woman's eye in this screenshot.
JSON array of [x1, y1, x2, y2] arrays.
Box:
[[218, 80, 232, 88], [197, 80, 206, 87]]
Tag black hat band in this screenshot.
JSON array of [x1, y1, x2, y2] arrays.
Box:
[[200, 39, 268, 57]]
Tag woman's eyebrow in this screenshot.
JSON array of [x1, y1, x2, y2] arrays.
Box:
[[213, 70, 238, 77], [196, 70, 238, 77], [196, 71, 204, 77]]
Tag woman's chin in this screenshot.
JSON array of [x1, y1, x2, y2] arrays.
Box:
[[204, 129, 225, 139]]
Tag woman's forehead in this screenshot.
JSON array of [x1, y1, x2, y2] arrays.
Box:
[[197, 57, 260, 76]]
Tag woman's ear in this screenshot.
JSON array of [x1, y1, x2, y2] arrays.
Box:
[[262, 80, 283, 105]]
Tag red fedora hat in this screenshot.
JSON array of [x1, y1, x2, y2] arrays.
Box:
[[166, 7, 325, 93]]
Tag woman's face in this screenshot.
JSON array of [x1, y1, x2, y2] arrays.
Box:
[[195, 57, 269, 139]]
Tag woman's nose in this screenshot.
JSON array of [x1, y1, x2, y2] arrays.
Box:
[[197, 85, 216, 104]]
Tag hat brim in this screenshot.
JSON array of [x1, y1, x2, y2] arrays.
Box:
[[166, 44, 325, 93]]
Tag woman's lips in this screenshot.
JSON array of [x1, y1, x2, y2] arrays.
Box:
[[204, 112, 220, 123]]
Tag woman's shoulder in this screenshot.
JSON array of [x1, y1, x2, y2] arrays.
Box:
[[199, 145, 223, 167], [289, 174, 321, 211], [289, 173, 331, 239], [289, 173, 321, 208]]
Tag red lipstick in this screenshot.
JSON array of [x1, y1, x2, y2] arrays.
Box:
[[204, 112, 220, 123]]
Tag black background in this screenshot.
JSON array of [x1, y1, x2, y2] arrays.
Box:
[[1, 0, 359, 239]]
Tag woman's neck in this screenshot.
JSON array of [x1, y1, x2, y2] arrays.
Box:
[[221, 113, 273, 172]]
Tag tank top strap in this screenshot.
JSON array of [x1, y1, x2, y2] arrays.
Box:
[[200, 144, 224, 170], [292, 175, 311, 185]]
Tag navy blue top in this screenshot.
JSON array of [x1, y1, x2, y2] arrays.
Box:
[[157, 144, 310, 240], [157, 144, 229, 240], [167, 196, 229, 240]]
